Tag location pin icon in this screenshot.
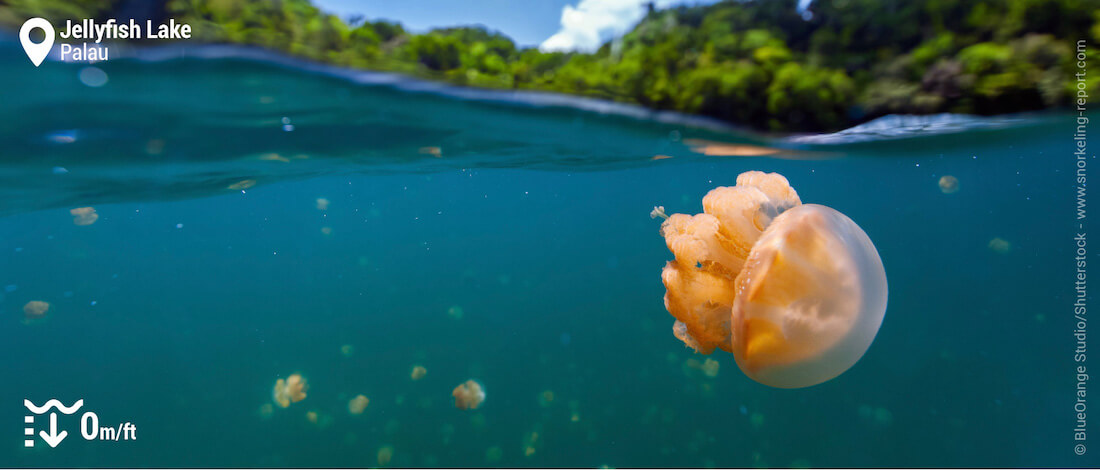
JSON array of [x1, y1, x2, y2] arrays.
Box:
[[19, 18, 54, 67]]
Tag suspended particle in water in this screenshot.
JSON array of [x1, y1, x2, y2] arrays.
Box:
[[452, 379, 485, 410], [410, 365, 427, 381], [23, 300, 49, 319], [348, 394, 370, 415], [70, 207, 98, 226], [938, 175, 960, 194], [273, 373, 308, 408]]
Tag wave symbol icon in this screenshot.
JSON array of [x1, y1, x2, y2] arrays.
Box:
[[24, 399, 83, 414]]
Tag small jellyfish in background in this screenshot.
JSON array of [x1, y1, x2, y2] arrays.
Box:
[[452, 379, 485, 410], [340, 344, 354, 357], [418, 146, 443, 158], [273, 373, 308, 408], [377, 445, 395, 466], [348, 394, 370, 415], [989, 237, 1012, 254], [257, 403, 274, 420], [23, 301, 50, 320], [410, 365, 427, 381], [657, 171, 888, 388], [938, 175, 960, 194], [227, 179, 256, 190], [447, 305, 464, 320], [316, 198, 330, 211], [70, 207, 98, 226]]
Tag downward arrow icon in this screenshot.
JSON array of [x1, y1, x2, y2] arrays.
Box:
[[39, 412, 67, 448]]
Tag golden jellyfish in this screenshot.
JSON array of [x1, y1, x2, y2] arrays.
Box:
[[23, 301, 50, 319], [452, 379, 486, 410], [70, 207, 98, 226], [273, 373, 308, 408], [348, 394, 370, 415], [410, 365, 427, 381], [658, 171, 888, 388], [938, 175, 959, 194]]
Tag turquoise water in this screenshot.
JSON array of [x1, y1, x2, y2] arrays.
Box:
[[0, 39, 1092, 467]]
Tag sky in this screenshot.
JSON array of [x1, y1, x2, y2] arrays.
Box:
[[312, 0, 721, 51]]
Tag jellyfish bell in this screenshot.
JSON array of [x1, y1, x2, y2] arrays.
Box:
[[730, 204, 887, 388], [452, 379, 485, 410], [658, 171, 888, 388], [23, 300, 50, 318], [273, 373, 308, 408]]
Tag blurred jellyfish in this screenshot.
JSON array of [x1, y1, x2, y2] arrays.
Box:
[[145, 139, 165, 155], [321, 227, 333, 236], [273, 373, 308, 408], [341, 344, 354, 357], [447, 306, 464, 319], [658, 171, 888, 388], [70, 207, 98, 226], [452, 379, 485, 410], [410, 365, 427, 381], [23, 301, 50, 319], [989, 237, 1012, 254], [538, 390, 555, 407], [258, 403, 274, 420], [522, 430, 539, 457], [304, 410, 332, 428], [227, 180, 256, 190], [78, 66, 108, 87], [938, 175, 960, 194], [377, 445, 394, 466], [418, 146, 442, 158], [259, 153, 290, 163], [486, 446, 503, 463], [349, 394, 370, 415], [316, 198, 330, 211]]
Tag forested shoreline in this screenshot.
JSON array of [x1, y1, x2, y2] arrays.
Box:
[[2, 0, 1096, 131]]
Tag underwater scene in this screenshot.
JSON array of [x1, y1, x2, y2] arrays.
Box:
[[0, 36, 1091, 468]]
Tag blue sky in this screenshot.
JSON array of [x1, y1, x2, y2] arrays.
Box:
[[312, 0, 721, 51]]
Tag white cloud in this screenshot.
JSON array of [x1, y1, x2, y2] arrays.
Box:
[[540, 0, 687, 53]]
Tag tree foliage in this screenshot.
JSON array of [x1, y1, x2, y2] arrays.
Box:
[[2, 0, 1097, 131]]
